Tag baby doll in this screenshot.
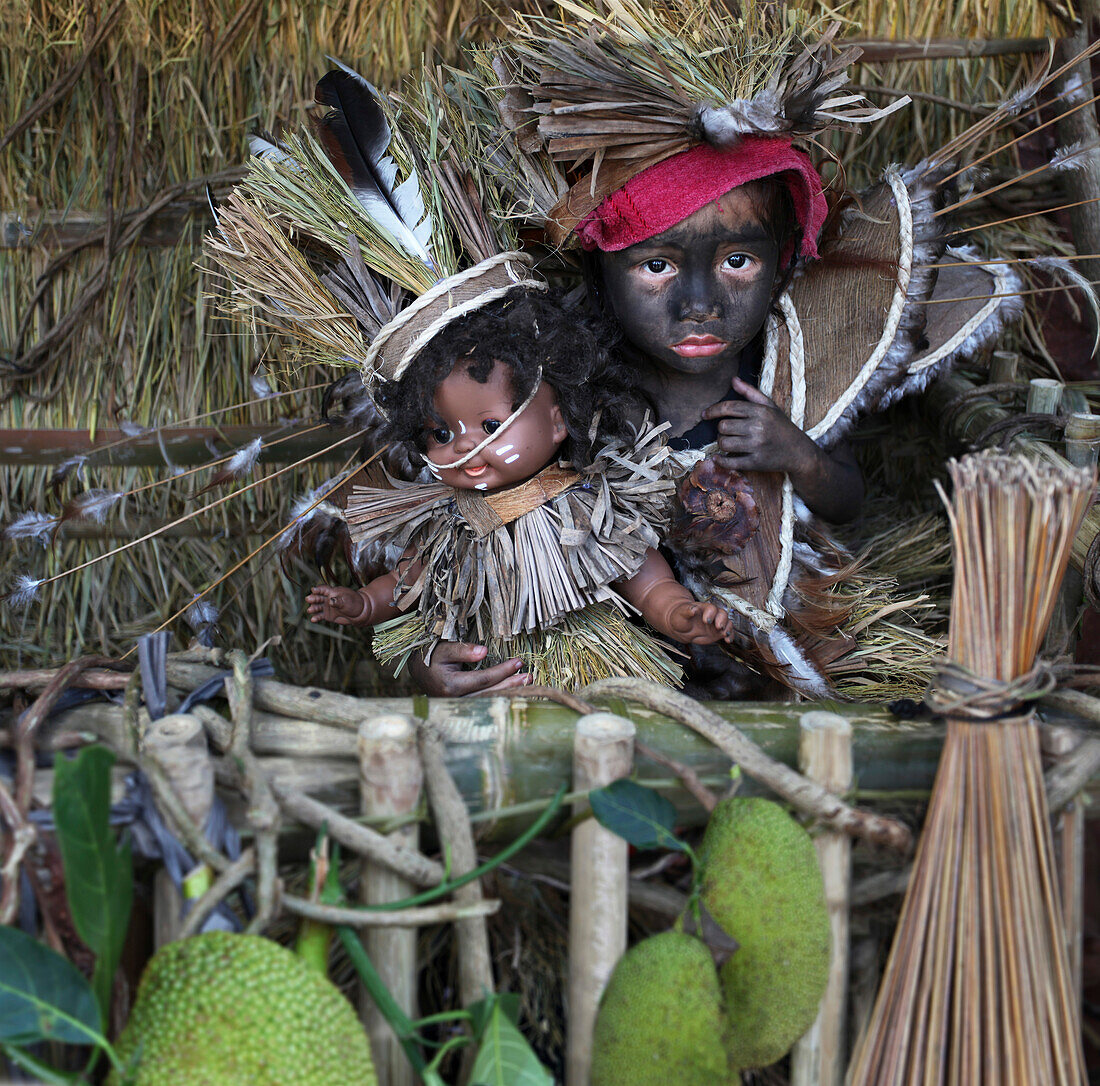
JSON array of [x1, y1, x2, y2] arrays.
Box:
[[306, 291, 733, 689]]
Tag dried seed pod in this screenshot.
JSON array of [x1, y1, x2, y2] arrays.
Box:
[[671, 458, 759, 555]]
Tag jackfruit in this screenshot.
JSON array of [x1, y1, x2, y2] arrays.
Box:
[[108, 931, 377, 1085], [699, 797, 830, 1070], [591, 931, 731, 1086]]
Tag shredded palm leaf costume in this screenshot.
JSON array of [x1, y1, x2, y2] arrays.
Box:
[[349, 425, 686, 686]]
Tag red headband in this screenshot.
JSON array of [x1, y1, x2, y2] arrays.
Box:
[[575, 137, 828, 261]]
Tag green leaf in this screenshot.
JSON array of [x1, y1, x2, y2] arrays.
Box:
[[0, 926, 104, 1048], [468, 1003, 552, 1086], [588, 778, 686, 852], [2, 1043, 84, 1084], [52, 745, 133, 1022], [468, 992, 521, 1040]]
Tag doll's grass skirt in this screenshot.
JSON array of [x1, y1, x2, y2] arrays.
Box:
[[372, 601, 685, 691]]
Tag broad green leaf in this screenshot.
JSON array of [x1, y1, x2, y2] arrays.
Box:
[[53, 745, 133, 1022], [2, 1043, 84, 1083], [468, 992, 522, 1040], [588, 778, 686, 852], [0, 926, 103, 1048], [469, 1002, 552, 1086]]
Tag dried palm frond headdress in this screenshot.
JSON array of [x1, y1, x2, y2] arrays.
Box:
[[204, 61, 545, 401]]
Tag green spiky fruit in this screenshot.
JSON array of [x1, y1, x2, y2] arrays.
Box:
[[700, 797, 830, 1071], [108, 931, 376, 1085], [591, 931, 731, 1085]]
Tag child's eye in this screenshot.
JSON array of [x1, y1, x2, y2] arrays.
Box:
[[724, 253, 752, 270], [482, 419, 502, 435], [430, 427, 452, 445], [643, 258, 669, 274]]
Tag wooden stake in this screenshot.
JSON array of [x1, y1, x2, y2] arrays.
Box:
[[567, 711, 635, 1086], [1064, 413, 1100, 470], [791, 711, 854, 1086], [1026, 377, 1064, 416], [146, 713, 213, 948], [988, 350, 1019, 387], [358, 714, 422, 1086]]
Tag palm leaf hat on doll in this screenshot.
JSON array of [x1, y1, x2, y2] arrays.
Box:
[[453, 0, 1093, 695], [203, 62, 691, 690]]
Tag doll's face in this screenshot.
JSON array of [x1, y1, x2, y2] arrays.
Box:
[[598, 185, 780, 379], [424, 359, 567, 491]]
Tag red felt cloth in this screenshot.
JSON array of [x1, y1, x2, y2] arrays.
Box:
[[576, 138, 828, 260]]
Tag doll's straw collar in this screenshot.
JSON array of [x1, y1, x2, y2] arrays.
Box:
[[425, 367, 544, 474]]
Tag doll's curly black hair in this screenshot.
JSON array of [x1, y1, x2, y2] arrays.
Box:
[[378, 289, 645, 468]]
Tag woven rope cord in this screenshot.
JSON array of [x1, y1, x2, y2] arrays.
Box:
[[906, 253, 1016, 374], [806, 167, 914, 442], [766, 293, 805, 617], [362, 252, 544, 381]]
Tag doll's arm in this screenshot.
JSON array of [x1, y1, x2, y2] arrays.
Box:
[[616, 549, 733, 645], [307, 554, 422, 628]]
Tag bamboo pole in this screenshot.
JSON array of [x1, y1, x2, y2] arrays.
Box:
[[790, 711, 854, 1086], [1026, 378, 1064, 416], [567, 711, 635, 1086], [987, 350, 1019, 386], [358, 713, 422, 1086], [1064, 413, 1100, 470]]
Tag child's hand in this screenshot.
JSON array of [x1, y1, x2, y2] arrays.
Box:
[[306, 584, 370, 625], [702, 376, 817, 476], [666, 600, 734, 645]]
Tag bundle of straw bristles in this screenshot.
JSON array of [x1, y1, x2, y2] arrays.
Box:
[[849, 450, 1094, 1086]]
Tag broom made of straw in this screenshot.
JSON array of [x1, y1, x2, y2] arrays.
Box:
[[848, 451, 1094, 1086]]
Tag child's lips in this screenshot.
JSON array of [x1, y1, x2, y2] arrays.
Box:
[[464, 464, 488, 477], [671, 335, 727, 358]]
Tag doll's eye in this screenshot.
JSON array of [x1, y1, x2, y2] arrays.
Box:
[[430, 427, 452, 445], [643, 258, 669, 274], [724, 253, 752, 270], [482, 419, 502, 435]]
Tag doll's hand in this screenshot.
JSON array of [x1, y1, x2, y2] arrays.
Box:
[[306, 585, 371, 625], [408, 642, 532, 697], [703, 376, 819, 477], [666, 600, 734, 645]]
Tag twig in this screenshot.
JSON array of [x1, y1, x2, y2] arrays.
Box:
[[177, 847, 256, 939], [225, 650, 280, 934], [269, 778, 444, 887], [282, 894, 501, 929], [0, 778, 36, 925], [581, 679, 913, 852], [635, 739, 718, 814], [419, 722, 494, 1004], [142, 753, 231, 874], [850, 867, 913, 908], [15, 655, 118, 814], [0, 666, 131, 691]]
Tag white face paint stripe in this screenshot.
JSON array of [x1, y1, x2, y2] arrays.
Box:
[[474, 482, 488, 490], [504, 454, 520, 464], [494, 444, 514, 456], [458, 420, 466, 434]]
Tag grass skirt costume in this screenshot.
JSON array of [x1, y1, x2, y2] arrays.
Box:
[[346, 423, 686, 687]]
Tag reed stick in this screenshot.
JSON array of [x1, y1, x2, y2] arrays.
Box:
[[848, 452, 1094, 1086]]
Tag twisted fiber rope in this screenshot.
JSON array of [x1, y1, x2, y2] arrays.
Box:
[[362, 252, 545, 380], [805, 167, 914, 442], [906, 252, 1017, 375], [766, 293, 805, 618], [924, 659, 1057, 722]]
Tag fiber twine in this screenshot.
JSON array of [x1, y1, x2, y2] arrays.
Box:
[[923, 659, 1057, 722]]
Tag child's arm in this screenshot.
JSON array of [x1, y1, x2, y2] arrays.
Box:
[[616, 550, 733, 645], [701, 376, 864, 524], [307, 555, 422, 628]]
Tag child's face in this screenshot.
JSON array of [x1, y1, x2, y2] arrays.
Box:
[[425, 359, 568, 491], [598, 185, 780, 380]]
